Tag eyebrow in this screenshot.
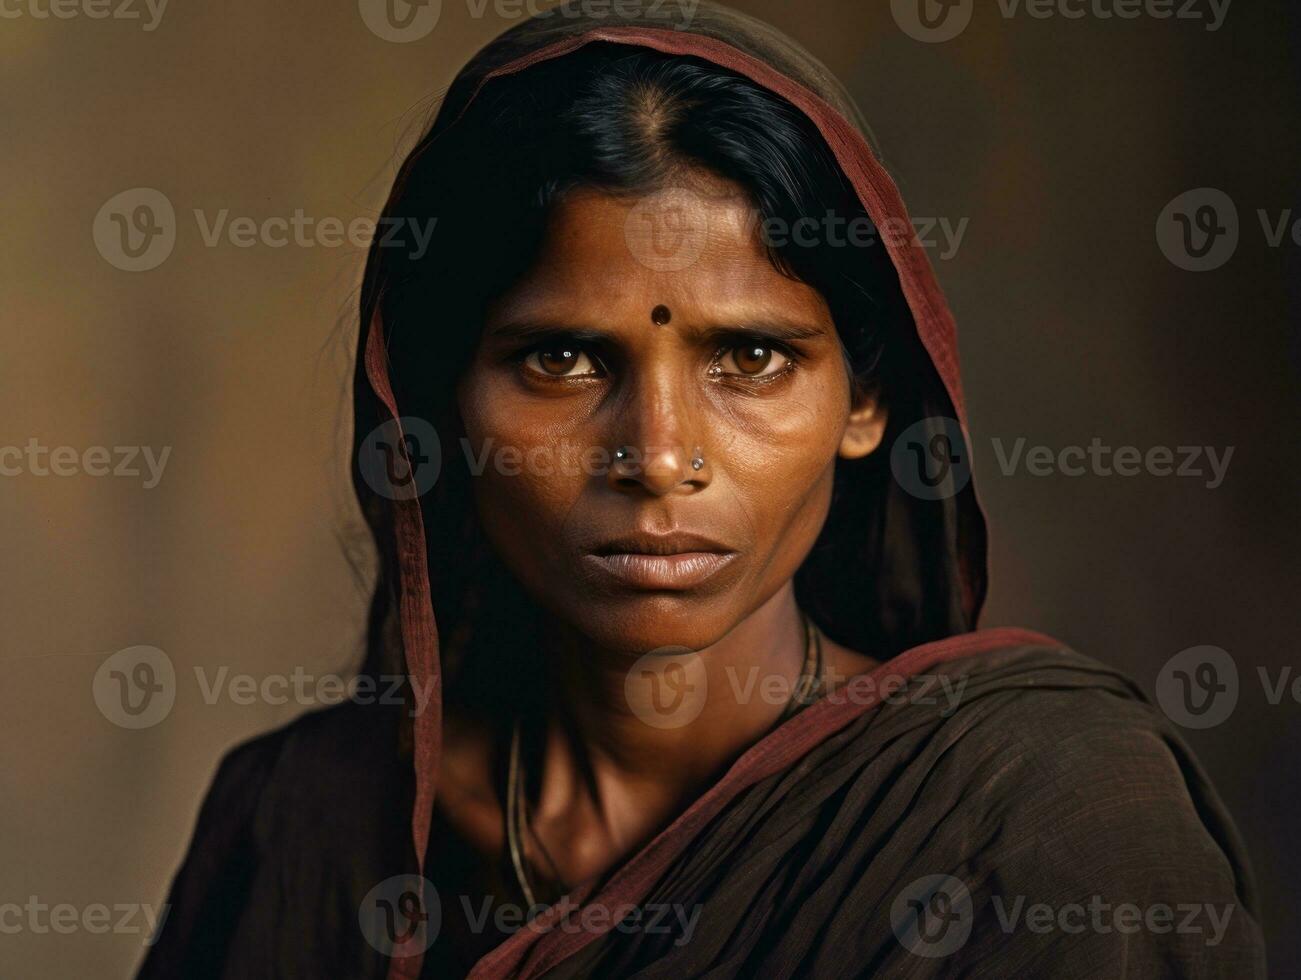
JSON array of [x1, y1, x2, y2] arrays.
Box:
[[483, 317, 830, 345]]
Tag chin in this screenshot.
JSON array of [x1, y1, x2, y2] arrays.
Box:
[[561, 592, 740, 656]]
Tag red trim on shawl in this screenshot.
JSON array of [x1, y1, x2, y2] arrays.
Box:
[[365, 304, 443, 980], [374, 27, 991, 980], [446, 26, 967, 423], [468, 626, 1059, 980]]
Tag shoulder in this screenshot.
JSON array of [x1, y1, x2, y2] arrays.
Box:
[[190, 699, 410, 846], [205, 697, 405, 812], [834, 633, 1261, 904], [921, 641, 1230, 854], [141, 701, 412, 976], [907, 640, 1266, 970], [955, 675, 1222, 851], [825, 634, 1267, 974]]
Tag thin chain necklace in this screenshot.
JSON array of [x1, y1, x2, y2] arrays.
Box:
[[504, 610, 824, 909]]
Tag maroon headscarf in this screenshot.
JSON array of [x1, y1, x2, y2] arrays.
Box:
[[138, 8, 1263, 973], [349, 3, 998, 977]]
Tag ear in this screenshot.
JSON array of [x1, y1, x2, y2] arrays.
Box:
[[838, 383, 888, 460]]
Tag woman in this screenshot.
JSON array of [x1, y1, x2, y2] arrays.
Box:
[[139, 2, 1266, 977]]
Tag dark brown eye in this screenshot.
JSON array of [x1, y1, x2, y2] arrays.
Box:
[[523, 345, 600, 378], [734, 346, 772, 374], [717, 344, 789, 378]]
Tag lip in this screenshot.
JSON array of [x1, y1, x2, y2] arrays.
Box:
[[584, 530, 738, 590]]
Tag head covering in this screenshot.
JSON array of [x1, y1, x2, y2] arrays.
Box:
[[352, 11, 988, 971], [137, 8, 1265, 977]]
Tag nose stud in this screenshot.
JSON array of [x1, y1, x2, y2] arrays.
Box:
[[612, 446, 705, 472], [651, 304, 672, 326]]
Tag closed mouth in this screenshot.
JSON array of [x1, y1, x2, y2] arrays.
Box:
[[585, 530, 738, 590], [590, 530, 734, 557]]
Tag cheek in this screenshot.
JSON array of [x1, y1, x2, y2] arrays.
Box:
[[457, 373, 589, 569], [717, 374, 848, 566]]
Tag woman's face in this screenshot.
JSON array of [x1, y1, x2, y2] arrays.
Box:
[[455, 173, 886, 654]]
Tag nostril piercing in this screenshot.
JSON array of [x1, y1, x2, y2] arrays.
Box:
[[651, 304, 672, 326], [691, 448, 705, 471]]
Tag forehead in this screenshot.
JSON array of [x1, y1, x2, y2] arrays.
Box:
[[488, 181, 833, 328]]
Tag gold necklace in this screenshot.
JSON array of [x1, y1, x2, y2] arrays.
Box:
[[506, 720, 575, 909], [505, 610, 824, 908]]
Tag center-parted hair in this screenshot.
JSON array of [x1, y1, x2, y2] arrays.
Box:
[[355, 44, 964, 709]]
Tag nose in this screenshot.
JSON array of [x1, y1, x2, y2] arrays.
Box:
[[606, 373, 709, 497]]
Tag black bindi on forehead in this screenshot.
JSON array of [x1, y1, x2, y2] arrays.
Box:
[[650, 304, 672, 326]]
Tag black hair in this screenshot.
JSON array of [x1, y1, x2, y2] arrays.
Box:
[[356, 43, 948, 710]]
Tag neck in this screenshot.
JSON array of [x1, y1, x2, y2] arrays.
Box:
[[526, 584, 808, 853]]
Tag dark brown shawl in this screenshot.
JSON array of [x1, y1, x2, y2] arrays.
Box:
[[137, 2, 1265, 977], [137, 635, 1264, 978]]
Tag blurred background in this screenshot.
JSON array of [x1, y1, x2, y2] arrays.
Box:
[[1, 0, 1296, 975]]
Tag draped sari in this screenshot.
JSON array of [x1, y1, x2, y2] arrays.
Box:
[[138, 3, 1266, 977]]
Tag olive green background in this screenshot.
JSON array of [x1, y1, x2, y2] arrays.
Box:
[[1, 0, 1296, 975]]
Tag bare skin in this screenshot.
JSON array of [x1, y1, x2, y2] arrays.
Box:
[[436, 170, 887, 906]]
